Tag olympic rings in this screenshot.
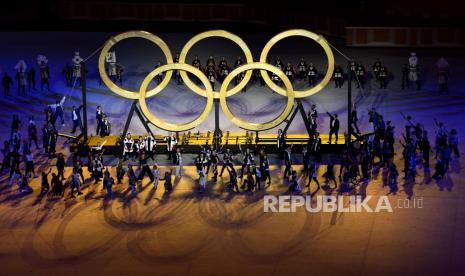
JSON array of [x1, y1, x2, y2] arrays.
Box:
[[98, 30, 173, 99], [178, 30, 254, 99], [138, 63, 214, 132], [220, 62, 294, 131], [99, 29, 334, 131], [259, 29, 335, 98]]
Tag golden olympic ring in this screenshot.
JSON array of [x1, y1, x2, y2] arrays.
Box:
[[178, 30, 254, 99], [220, 62, 294, 131], [138, 63, 214, 132], [259, 29, 335, 98], [98, 30, 173, 99], [99, 29, 334, 131]]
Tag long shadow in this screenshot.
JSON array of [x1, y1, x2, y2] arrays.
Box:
[[32, 191, 48, 206], [436, 174, 454, 192]]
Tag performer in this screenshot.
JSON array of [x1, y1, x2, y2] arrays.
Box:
[[152, 164, 160, 189], [69, 168, 83, 198], [308, 104, 318, 133], [62, 64, 73, 87], [71, 105, 83, 134], [274, 57, 284, 69], [306, 161, 321, 193], [288, 170, 301, 194], [227, 167, 239, 192], [372, 58, 382, 82], [191, 56, 202, 85], [302, 146, 309, 176], [144, 135, 156, 160], [284, 62, 296, 82], [49, 96, 66, 127], [234, 56, 244, 86], [355, 63, 366, 89], [175, 147, 183, 177], [307, 63, 318, 87], [27, 67, 36, 92], [123, 133, 134, 160], [199, 145, 212, 174], [350, 104, 360, 134], [347, 60, 357, 85], [206, 65, 217, 90], [15, 67, 27, 96], [95, 106, 103, 135], [327, 112, 340, 144], [219, 148, 235, 177], [283, 146, 293, 179], [261, 154, 271, 185], [160, 169, 173, 193], [116, 158, 125, 184], [173, 53, 182, 85], [277, 128, 286, 160], [164, 133, 178, 161], [322, 162, 337, 188], [234, 56, 243, 68], [192, 55, 201, 68], [297, 57, 307, 80], [437, 67, 449, 95], [138, 154, 154, 183], [127, 165, 137, 196], [378, 65, 388, 89], [333, 65, 344, 88], [100, 115, 111, 137], [115, 64, 124, 85], [408, 63, 421, 90], [39, 60, 50, 92], [218, 56, 230, 83], [239, 145, 254, 178], [210, 150, 219, 182], [241, 171, 255, 192], [212, 129, 223, 150], [103, 170, 114, 199], [27, 117, 39, 150], [2, 72, 12, 96], [206, 55, 216, 67]]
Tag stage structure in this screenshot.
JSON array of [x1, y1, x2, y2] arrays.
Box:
[[71, 29, 357, 154]]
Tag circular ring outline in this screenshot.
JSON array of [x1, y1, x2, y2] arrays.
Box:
[[178, 30, 254, 99], [219, 62, 295, 131], [259, 29, 335, 98], [139, 63, 214, 132], [98, 30, 174, 99]]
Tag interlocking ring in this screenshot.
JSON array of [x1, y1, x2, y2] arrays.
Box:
[[138, 63, 214, 132], [259, 29, 335, 98], [178, 30, 254, 98], [98, 30, 173, 99], [99, 29, 335, 132], [220, 62, 294, 131]]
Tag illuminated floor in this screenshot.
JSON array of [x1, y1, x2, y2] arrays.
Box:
[[0, 158, 464, 276]]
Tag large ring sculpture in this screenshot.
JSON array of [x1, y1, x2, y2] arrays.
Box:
[[98, 31, 173, 99], [139, 63, 214, 132], [178, 30, 254, 98], [259, 29, 335, 98], [219, 62, 294, 131], [99, 29, 334, 131]]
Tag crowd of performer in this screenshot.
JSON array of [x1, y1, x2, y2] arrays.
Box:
[[2, 52, 451, 97], [0, 51, 458, 199], [1, 99, 460, 199], [161, 52, 449, 93]]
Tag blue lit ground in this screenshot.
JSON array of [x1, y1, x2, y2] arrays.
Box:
[[0, 32, 464, 275]]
